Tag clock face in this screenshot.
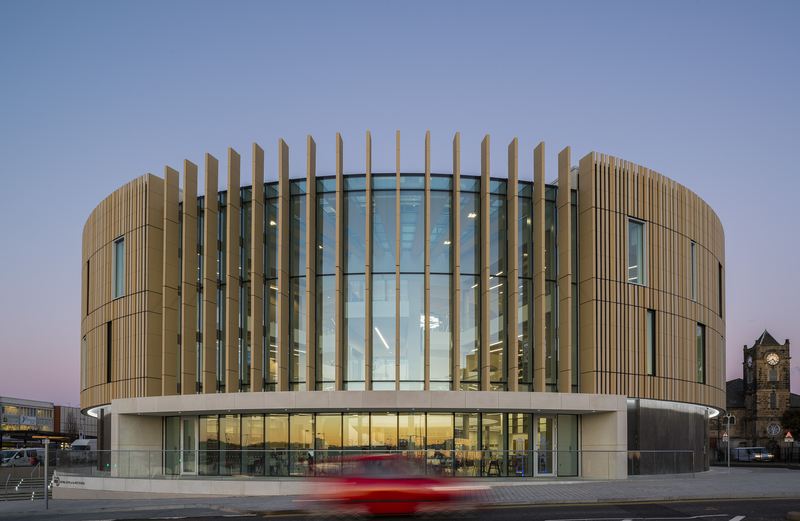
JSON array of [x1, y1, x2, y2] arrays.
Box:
[[767, 423, 780, 436], [766, 353, 780, 366], [747, 356, 753, 368]]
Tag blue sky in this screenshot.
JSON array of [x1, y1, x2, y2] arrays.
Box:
[[1, 0, 798, 405]]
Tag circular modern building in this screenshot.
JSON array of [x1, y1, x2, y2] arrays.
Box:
[[78, 132, 724, 491]]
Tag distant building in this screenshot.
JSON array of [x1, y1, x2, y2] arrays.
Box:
[[712, 331, 798, 452], [1, 396, 96, 448]]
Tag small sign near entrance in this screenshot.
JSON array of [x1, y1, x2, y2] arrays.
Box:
[[785, 431, 794, 443], [722, 431, 728, 442]]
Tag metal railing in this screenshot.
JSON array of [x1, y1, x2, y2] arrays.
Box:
[[54, 449, 695, 480]]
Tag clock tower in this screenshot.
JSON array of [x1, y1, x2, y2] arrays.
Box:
[[743, 330, 792, 446]]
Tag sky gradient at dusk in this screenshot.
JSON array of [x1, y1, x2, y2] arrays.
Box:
[[1, 1, 798, 406]]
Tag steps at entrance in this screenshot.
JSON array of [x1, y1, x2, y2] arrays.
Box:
[[2, 474, 54, 501]]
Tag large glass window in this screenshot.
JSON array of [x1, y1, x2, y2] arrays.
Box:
[[316, 276, 335, 390], [429, 275, 452, 389], [291, 194, 306, 277], [488, 275, 506, 389], [508, 413, 531, 477], [372, 191, 397, 274], [112, 237, 124, 299], [646, 310, 655, 376], [696, 323, 706, 384], [289, 413, 313, 476], [460, 275, 480, 390], [264, 282, 278, 390], [459, 192, 480, 275], [344, 275, 366, 389], [371, 413, 397, 451], [482, 413, 506, 476], [219, 415, 241, 475], [399, 412, 425, 454], [399, 190, 425, 272], [545, 188, 558, 392], [429, 191, 452, 274], [266, 414, 288, 476], [372, 273, 396, 389], [198, 415, 218, 476], [545, 282, 558, 391], [343, 192, 367, 274], [399, 275, 424, 389], [344, 413, 369, 452], [290, 277, 307, 390], [315, 413, 342, 472], [628, 219, 646, 285], [242, 414, 265, 476], [518, 280, 533, 391], [264, 196, 279, 279], [317, 193, 336, 275], [518, 193, 533, 391]]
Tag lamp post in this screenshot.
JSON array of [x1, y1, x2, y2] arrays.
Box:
[[723, 413, 734, 467], [44, 436, 49, 510]]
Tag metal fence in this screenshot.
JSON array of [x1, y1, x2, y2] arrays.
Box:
[[54, 449, 694, 480]]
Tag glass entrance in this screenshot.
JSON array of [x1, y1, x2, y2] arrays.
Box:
[[534, 416, 555, 476], [181, 417, 197, 475]]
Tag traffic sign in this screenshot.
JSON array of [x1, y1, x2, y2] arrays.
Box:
[[785, 431, 794, 443], [722, 431, 728, 441]]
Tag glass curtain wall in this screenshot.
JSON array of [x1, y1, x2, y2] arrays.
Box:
[[290, 181, 307, 390], [518, 183, 534, 390], [430, 176, 453, 390], [544, 187, 558, 392], [316, 179, 336, 390], [459, 177, 480, 390], [399, 176, 424, 390], [343, 176, 367, 389], [171, 411, 581, 478], [488, 181, 507, 390], [264, 183, 279, 391], [371, 175, 397, 390]]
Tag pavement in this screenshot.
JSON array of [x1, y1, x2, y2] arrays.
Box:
[[1, 466, 799, 520]]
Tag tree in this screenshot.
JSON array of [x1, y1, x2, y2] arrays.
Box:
[[781, 408, 800, 435], [64, 410, 79, 437]]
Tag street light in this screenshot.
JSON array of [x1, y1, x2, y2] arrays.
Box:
[[723, 413, 735, 468]]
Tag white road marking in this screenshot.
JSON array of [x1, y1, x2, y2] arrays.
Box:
[[546, 514, 732, 521], [729, 517, 745, 521]]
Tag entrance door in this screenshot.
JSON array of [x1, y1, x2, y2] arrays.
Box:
[[534, 416, 556, 477], [181, 417, 198, 475]]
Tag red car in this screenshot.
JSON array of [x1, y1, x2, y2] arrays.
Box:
[[313, 454, 481, 516]]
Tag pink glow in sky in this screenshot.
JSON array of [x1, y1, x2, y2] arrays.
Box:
[[0, 1, 798, 406]]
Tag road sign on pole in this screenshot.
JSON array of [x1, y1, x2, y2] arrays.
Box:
[[785, 431, 794, 443], [722, 431, 729, 442]]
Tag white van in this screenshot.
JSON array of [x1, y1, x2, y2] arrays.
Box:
[[71, 439, 97, 451], [0, 448, 45, 467]]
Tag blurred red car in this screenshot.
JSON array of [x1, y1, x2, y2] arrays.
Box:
[[313, 454, 480, 516]]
